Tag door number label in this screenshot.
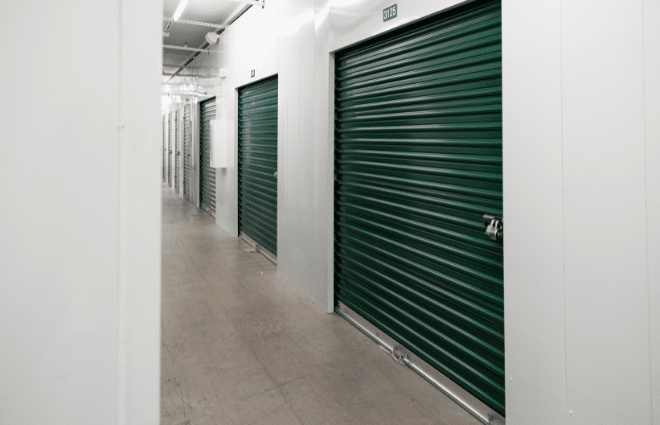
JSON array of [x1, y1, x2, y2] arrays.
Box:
[[251, 69, 255, 78], [383, 4, 397, 22]]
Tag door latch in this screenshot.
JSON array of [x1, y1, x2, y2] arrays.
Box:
[[483, 215, 503, 243]]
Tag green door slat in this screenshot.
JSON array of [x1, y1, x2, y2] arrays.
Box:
[[183, 104, 192, 201], [167, 112, 172, 187], [162, 116, 166, 181], [199, 97, 216, 214], [334, 0, 504, 416], [175, 109, 180, 193], [337, 3, 500, 67], [238, 76, 278, 256]]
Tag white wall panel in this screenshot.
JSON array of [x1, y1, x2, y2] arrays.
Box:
[[502, 0, 566, 414], [225, 6, 278, 89], [504, 1, 658, 424], [278, 0, 334, 310], [279, 0, 303, 273], [508, 372, 600, 425], [0, 1, 120, 423], [0, 0, 161, 423], [645, 1, 660, 424], [299, 7, 315, 261], [118, 0, 163, 422], [313, 0, 335, 309], [562, 2, 651, 424]]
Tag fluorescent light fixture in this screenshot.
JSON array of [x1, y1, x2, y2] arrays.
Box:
[[229, 0, 265, 8], [172, 0, 189, 21]]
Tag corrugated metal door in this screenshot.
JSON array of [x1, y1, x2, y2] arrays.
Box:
[[183, 104, 192, 202], [334, 0, 503, 417], [175, 109, 180, 193], [167, 112, 172, 187], [238, 76, 278, 256], [162, 115, 166, 181], [199, 98, 216, 215]]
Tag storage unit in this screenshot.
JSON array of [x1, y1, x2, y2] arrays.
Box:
[[183, 103, 192, 202], [238, 76, 278, 256], [167, 112, 172, 187], [199, 98, 216, 215], [174, 109, 180, 194], [333, 0, 504, 418]]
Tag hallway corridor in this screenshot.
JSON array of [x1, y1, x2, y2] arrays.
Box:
[[160, 185, 481, 425]]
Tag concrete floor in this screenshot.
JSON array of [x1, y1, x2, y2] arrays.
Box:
[[161, 185, 481, 425]]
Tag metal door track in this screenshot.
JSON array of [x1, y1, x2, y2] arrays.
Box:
[[240, 233, 277, 265], [335, 302, 505, 425]]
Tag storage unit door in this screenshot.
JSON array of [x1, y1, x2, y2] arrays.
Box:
[[175, 109, 180, 193], [334, 0, 503, 417], [183, 104, 192, 202], [162, 115, 166, 181], [167, 112, 172, 187], [199, 98, 216, 214], [238, 76, 278, 256]]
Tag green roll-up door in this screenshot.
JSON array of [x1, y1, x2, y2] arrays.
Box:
[[162, 115, 166, 181], [238, 76, 278, 256], [183, 104, 192, 202], [199, 98, 216, 214], [334, 0, 503, 417], [175, 109, 180, 193], [167, 112, 172, 187]]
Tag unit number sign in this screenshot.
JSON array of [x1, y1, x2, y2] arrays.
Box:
[[383, 4, 397, 22]]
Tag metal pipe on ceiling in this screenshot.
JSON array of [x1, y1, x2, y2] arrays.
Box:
[[162, 72, 217, 77], [163, 64, 216, 70], [164, 44, 210, 53]]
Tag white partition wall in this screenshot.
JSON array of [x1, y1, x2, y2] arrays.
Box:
[[503, 1, 660, 425], [0, 0, 162, 423], [118, 0, 162, 422], [502, 2, 567, 420]]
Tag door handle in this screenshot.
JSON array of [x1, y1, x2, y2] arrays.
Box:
[[483, 215, 503, 243]]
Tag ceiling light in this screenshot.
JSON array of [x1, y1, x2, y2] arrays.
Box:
[[229, 0, 265, 8], [172, 0, 189, 21], [205, 32, 220, 44]]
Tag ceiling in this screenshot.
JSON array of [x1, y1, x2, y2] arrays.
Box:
[[162, 0, 249, 80]]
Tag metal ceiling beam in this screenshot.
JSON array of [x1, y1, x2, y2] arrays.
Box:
[[163, 64, 217, 70], [162, 17, 227, 29]]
